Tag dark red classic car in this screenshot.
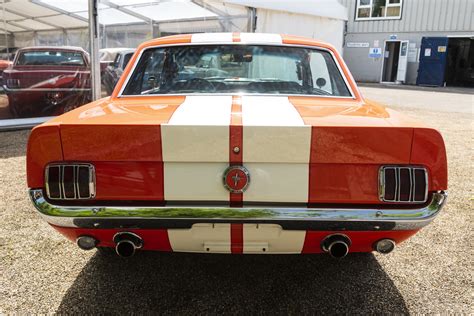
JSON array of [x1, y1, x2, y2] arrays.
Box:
[[3, 46, 91, 118]]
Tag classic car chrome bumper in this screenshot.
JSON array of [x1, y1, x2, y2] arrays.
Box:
[[29, 189, 447, 231]]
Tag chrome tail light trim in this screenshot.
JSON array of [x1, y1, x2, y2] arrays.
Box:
[[45, 163, 96, 200], [379, 166, 428, 203]]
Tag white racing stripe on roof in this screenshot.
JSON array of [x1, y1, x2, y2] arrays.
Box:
[[167, 95, 232, 125], [191, 33, 233, 43], [240, 33, 282, 44]]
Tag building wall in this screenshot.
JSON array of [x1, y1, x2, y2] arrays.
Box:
[[339, 0, 474, 83], [340, 0, 473, 33]]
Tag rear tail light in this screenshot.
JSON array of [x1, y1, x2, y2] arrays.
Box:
[[45, 164, 95, 200], [379, 166, 428, 203]]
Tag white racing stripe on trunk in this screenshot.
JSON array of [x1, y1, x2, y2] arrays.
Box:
[[241, 96, 305, 126], [241, 96, 311, 203], [240, 33, 282, 44], [243, 224, 306, 254], [191, 33, 233, 43], [162, 96, 232, 201]]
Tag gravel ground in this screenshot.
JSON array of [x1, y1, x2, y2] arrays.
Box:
[[0, 90, 473, 314]]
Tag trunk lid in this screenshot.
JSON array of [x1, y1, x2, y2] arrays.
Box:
[[57, 96, 414, 204]]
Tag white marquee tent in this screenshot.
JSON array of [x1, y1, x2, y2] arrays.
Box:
[[0, 0, 251, 49]]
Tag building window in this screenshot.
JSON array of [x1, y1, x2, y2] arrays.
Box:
[[356, 0, 402, 21]]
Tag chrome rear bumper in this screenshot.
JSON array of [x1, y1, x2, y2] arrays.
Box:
[[29, 189, 447, 231]]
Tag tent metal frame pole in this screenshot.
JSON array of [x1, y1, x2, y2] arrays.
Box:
[[2, 0, 10, 59], [249, 7, 256, 32], [88, 0, 101, 101]]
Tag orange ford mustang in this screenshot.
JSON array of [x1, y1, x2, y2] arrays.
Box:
[[27, 33, 447, 258]]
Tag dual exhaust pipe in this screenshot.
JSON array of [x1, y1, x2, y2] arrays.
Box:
[[321, 234, 396, 258], [113, 232, 143, 257], [322, 234, 351, 258], [76, 232, 143, 258]]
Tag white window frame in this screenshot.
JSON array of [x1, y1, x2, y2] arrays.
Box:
[[355, 0, 403, 21]]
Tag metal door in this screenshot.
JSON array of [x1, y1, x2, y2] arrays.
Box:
[[396, 40, 409, 82], [417, 37, 449, 86]]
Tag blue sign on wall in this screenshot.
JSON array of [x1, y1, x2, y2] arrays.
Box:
[[369, 47, 382, 58]]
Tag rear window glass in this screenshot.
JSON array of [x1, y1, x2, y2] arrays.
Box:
[[16, 51, 85, 66], [122, 45, 352, 97]]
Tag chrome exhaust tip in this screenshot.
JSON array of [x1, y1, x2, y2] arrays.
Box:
[[115, 240, 137, 258], [113, 232, 143, 258], [374, 239, 396, 254], [321, 234, 351, 259], [76, 235, 98, 250]]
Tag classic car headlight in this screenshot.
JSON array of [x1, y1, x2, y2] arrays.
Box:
[[45, 92, 64, 106], [379, 166, 428, 203], [6, 78, 20, 88], [45, 163, 96, 200]]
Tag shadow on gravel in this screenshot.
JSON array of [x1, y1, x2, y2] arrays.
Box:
[[57, 251, 407, 314]]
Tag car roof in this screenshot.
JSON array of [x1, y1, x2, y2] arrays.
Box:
[[17, 46, 88, 53], [137, 33, 337, 52]]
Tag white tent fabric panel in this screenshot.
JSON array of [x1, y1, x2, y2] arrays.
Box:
[[13, 19, 56, 31], [13, 32, 35, 47], [1, 0, 249, 32], [0, 10, 24, 21], [129, 2, 217, 22], [36, 30, 65, 45], [204, 0, 249, 16], [224, 0, 348, 21], [38, 15, 88, 28], [255, 9, 344, 53], [38, 0, 108, 13], [66, 29, 90, 48], [4, 0, 60, 17], [109, 0, 160, 6], [76, 8, 144, 25], [1, 23, 25, 33]]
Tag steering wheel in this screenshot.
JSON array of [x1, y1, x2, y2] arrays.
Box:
[[185, 78, 215, 91]]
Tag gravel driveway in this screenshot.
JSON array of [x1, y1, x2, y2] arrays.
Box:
[[1, 88, 472, 314]]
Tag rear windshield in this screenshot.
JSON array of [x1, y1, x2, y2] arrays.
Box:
[[16, 50, 85, 66], [122, 45, 352, 97]]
